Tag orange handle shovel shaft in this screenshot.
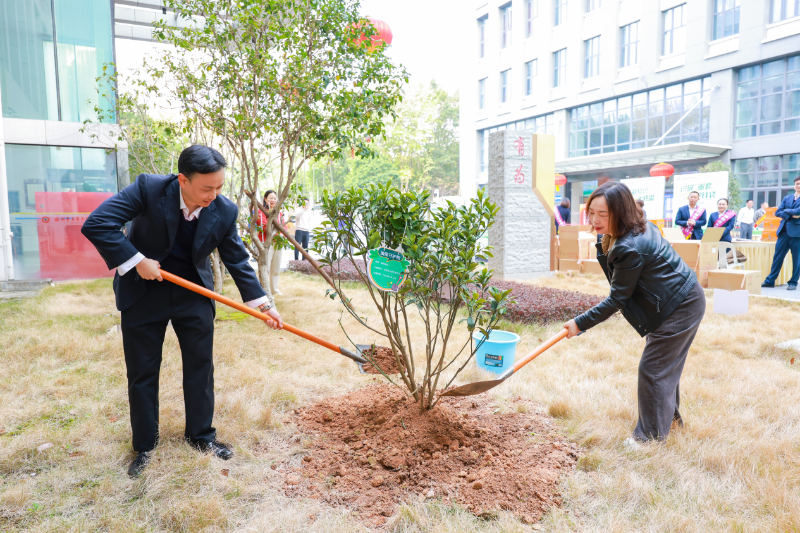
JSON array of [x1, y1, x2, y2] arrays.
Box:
[[508, 329, 569, 376], [159, 269, 343, 355]]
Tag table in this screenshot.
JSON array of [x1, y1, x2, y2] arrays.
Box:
[[731, 241, 794, 285]]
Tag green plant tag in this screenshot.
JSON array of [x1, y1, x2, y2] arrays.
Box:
[[367, 247, 409, 292]]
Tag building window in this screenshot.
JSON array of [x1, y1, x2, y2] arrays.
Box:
[[500, 69, 511, 103], [525, 60, 537, 96], [0, 0, 114, 123], [501, 4, 512, 49], [735, 54, 800, 139], [478, 16, 487, 58], [526, 0, 537, 37], [586, 0, 600, 12], [478, 78, 487, 109], [553, 48, 566, 88], [584, 36, 600, 78], [620, 22, 639, 68], [733, 155, 800, 207], [662, 4, 685, 56], [569, 77, 713, 157], [713, 0, 740, 40], [5, 144, 119, 279], [555, 0, 567, 26], [770, 0, 800, 23]]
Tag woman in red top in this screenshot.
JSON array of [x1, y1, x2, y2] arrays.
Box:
[[257, 190, 285, 295]]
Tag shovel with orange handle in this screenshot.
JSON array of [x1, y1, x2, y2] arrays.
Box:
[[440, 329, 580, 397], [159, 269, 368, 365]]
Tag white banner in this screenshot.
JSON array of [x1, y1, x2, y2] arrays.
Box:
[[672, 172, 729, 213], [621, 176, 665, 220]]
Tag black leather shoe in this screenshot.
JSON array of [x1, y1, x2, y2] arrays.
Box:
[[190, 439, 233, 460], [128, 451, 152, 477], [762, 282, 775, 288], [789, 285, 797, 291]]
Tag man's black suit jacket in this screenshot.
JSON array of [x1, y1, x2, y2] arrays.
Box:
[[82, 174, 266, 312]]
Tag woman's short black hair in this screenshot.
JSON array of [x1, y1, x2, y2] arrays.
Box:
[[264, 190, 277, 199], [560, 197, 571, 209], [178, 145, 227, 178]]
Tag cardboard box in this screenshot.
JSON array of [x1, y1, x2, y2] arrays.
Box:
[[581, 259, 604, 275], [698, 256, 720, 271], [763, 219, 781, 231], [696, 270, 709, 288], [767, 207, 777, 216], [558, 259, 581, 272], [707, 269, 762, 295], [559, 225, 593, 237], [762, 230, 778, 242]]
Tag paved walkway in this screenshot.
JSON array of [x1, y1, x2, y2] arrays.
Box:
[[758, 284, 800, 302]]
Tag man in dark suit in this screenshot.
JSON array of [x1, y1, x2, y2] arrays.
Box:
[[762, 176, 800, 290], [675, 191, 707, 240], [82, 145, 283, 476]]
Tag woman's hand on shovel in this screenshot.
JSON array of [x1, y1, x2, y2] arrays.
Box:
[[563, 319, 582, 339]]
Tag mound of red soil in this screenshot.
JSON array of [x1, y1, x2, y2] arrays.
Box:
[[281, 384, 579, 527], [360, 346, 404, 375]]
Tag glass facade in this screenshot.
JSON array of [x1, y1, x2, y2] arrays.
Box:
[[0, 0, 114, 123], [478, 78, 486, 109], [478, 16, 487, 58], [501, 4, 512, 49], [526, 0, 536, 37], [554, 49, 566, 88], [479, 114, 555, 172], [6, 145, 118, 280], [713, 0, 741, 40], [586, 0, 601, 12], [555, 0, 567, 26], [735, 54, 800, 139], [525, 60, 536, 96], [620, 22, 639, 68], [500, 69, 510, 103], [569, 77, 712, 157], [770, 0, 799, 23], [733, 154, 799, 208]]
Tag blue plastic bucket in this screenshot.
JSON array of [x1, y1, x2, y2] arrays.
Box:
[[473, 330, 520, 374]]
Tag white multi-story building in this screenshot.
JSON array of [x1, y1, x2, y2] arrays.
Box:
[[460, 0, 800, 220]]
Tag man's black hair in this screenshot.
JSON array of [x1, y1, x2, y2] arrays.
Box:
[[795, 175, 800, 183], [178, 145, 227, 178]]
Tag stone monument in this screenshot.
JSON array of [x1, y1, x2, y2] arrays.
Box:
[[487, 131, 556, 279]]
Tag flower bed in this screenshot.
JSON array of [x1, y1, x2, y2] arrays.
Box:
[[288, 260, 603, 325]]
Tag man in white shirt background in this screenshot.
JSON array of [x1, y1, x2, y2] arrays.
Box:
[[293, 200, 314, 261], [737, 199, 755, 240]]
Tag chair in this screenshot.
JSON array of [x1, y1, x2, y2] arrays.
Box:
[[717, 242, 744, 270]]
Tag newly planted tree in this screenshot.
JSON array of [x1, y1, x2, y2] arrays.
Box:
[[313, 183, 513, 410]]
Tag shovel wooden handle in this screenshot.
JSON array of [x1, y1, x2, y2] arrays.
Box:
[[159, 269, 348, 357], [508, 329, 569, 375]]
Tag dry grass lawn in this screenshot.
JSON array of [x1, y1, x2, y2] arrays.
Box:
[[0, 271, 799, 532]]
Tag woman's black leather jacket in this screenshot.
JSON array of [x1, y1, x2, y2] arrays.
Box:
[[574, 223, 699, 337]]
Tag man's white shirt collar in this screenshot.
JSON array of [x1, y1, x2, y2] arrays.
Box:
[[179, 190, 203, 221]]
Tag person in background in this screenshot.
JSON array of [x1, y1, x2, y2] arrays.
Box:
[[754, 201, 769, 228], [762, 176, 800, 291], [563, 182, 705, 445], [293, 199, 313, 261], [555, 197, 571, 234], [675, 191, 706, 240], [737, 199, 755, 240], [257, 190, 284, 296], [636, 199, 647, 220], [709, 198, 736, 243]]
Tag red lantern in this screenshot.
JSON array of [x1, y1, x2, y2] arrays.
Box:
[[554, 174, 567, 187], [650, 162, 675, 179], [355, 17, 393, 51]]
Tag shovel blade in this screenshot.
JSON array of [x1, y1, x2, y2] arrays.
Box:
[[439, 378, 507, 397]]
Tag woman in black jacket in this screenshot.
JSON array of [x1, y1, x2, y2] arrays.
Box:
[[563, 182, 706, 443], [555, 197, 571, 235]]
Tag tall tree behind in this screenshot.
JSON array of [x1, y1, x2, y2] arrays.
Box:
[[145, 0, 407, 290]]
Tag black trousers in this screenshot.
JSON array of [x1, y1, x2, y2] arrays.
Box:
[[634, 282, 705, 441], [121, 279, 216, 452], [764, 229, 800, 286], [294, 229, 310, 261]]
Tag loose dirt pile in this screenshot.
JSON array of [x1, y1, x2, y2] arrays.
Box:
[[281, 384, 579, 527], [360, 346, 404, 375]]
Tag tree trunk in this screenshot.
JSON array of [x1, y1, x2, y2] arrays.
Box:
[[211, 250, 224, 293], [257, 242, 271, 290]]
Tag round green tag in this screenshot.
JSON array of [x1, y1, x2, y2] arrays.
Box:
[[367, 247, 409, 292]]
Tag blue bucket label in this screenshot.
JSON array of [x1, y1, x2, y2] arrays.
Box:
[[484, 353, 504, 367]]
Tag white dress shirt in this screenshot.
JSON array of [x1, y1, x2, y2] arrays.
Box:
[[737, 206, 755, 225], [116, 190, 270, 309]]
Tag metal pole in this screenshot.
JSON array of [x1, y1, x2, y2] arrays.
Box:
[[0, 81, 15, 281], [652, 85, 720, 147]]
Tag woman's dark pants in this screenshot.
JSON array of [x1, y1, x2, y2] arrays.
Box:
[[634, 282, 706, 442], [294, 229, 310, 261]]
